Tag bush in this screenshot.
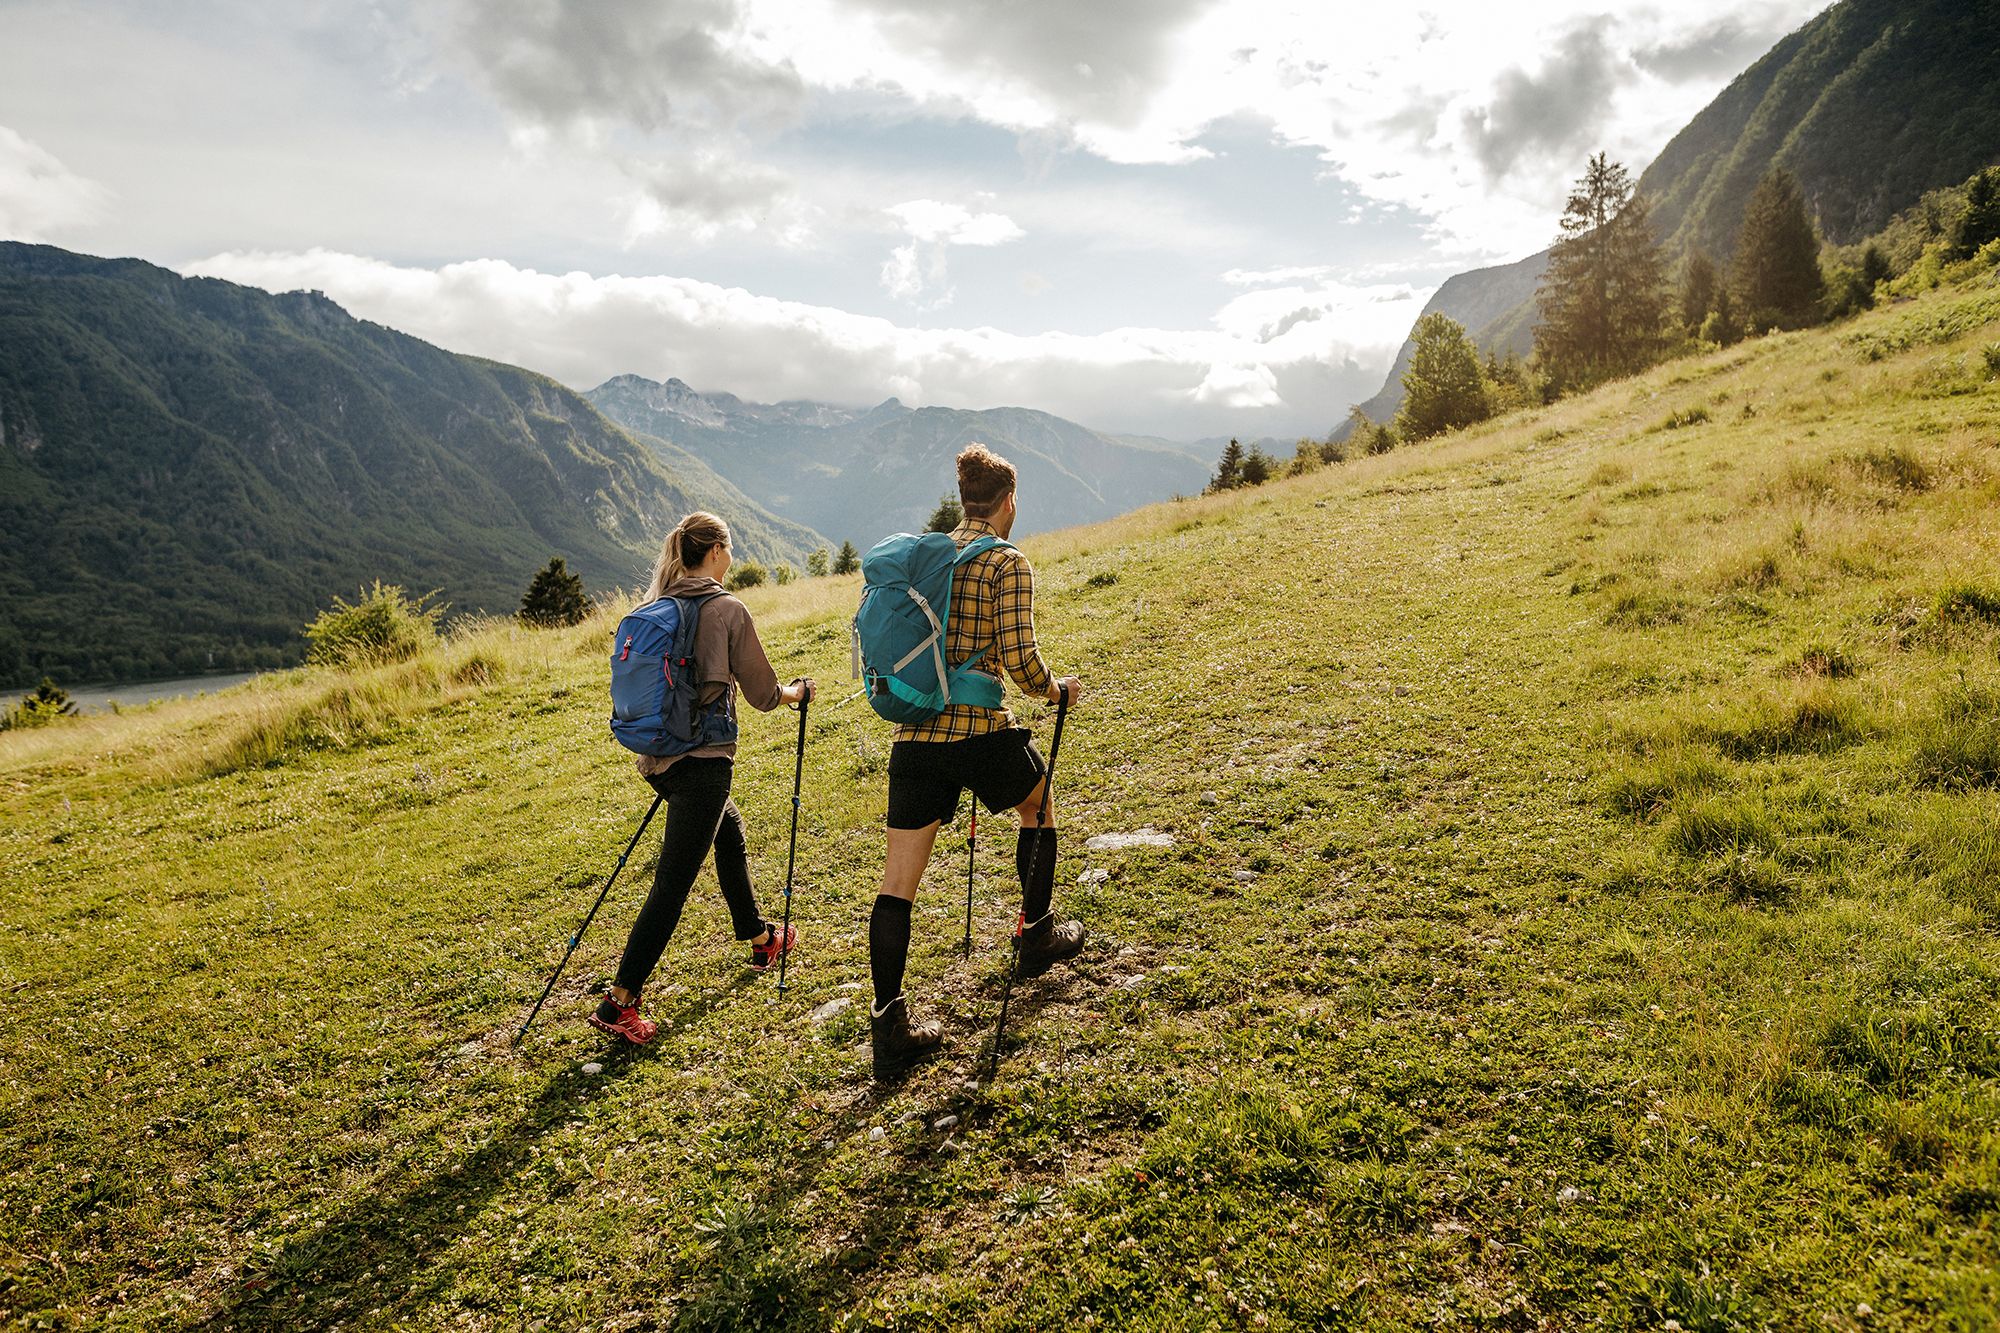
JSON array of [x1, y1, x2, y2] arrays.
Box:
[[0, 677, 80, 731], [303, 582, 443, 667], [806, 547, 830, 578], [517, 557, 589, 628], [726, 562, 768, 591], [772, 562, 796, 585]]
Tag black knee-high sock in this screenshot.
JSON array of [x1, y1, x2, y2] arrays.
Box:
[[1016, 828, 1056, 926], [869, 895, 913, 1009]]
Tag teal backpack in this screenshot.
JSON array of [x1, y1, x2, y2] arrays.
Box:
[[852, 532, 1012, 724]]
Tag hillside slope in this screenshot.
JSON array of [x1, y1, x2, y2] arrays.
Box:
[[0, 244, 819, 687], [587, 374, 1212, 547], [3, 272, 1999, 1328], [1352, 0, 2000, 428]]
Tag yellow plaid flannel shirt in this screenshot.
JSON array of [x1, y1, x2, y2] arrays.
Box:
[[893, 517, 1053, 742]]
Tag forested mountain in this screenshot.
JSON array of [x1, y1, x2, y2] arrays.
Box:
[[0, 244, 818, 687], [1350, 0, 2000, 426], [586, 375, 1211, 549]]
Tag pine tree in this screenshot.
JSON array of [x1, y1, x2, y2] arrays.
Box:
[[1208, 438, 1245, 493], [807, 547, 830, 578], [1732, 169, 1823, 331], [926, 494, 963, 532], [1679, 251, 1720, 333], [832, 540, 860, 576], [1396, 313, 1489, 440], [1240, 446, 1274, 486], [1533, 153, 1669, 390], [1951, 167, 2000, 261], [518, 557, 589, 627]]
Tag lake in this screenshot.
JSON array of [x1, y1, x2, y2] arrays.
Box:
[[12, 669, 271, 714]]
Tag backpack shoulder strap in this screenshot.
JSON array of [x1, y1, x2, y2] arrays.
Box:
[[951, 535, 1012, 566]]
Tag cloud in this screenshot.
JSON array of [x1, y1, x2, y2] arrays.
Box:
[[0, 126, 108, 242], [440, 0, 803, 140], [879, 198, 1023, 305], [1222, 264, 1336, 286], [619, 148, 798, 244], [1461, 19, 1623, 180], [1633, 7, 1808, 83], [181, 247, 1425, 438], [884, 199, 1024, 246]]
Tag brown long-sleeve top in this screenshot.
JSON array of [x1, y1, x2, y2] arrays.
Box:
[[634, 575, 784, 776]]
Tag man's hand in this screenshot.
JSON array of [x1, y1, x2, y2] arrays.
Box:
[[1048, 676, 1083, 707], [786, 677, 817, 707]]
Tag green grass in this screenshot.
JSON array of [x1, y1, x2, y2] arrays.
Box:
[[5, 272, 2000, 1330]]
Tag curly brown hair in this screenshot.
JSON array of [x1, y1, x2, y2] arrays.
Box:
[[956, 443, 1017, 518]]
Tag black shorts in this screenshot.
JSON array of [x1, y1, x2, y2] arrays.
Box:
[[886, 728, 1046, 830]]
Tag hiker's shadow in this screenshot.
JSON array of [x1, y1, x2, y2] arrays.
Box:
[[669, 960, 1091, 1326], [202, 977, 754, 1330]]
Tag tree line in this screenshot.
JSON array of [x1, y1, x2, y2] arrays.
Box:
[[1289, 156, 2000, 472]]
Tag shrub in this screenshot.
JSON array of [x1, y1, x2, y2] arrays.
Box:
[[0, 677, 80, 731], [517, 557, 589, 628], [726, 562, 768, 591], [806, 547, 830, 578], [303, 582, 443, 666], [772, 563, 796, 585]]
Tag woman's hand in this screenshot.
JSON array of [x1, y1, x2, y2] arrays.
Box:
[[784, 677, 817, 707]]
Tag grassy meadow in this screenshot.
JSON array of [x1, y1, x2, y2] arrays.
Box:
[[4, 273, 2000, 1330]]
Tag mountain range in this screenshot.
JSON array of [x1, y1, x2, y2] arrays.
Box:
[[0, 243, 817, 687], [585, 375, 1211, 548], [1349, 0, 2000, 428]]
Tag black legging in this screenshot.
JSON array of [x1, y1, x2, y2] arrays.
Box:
[[612, 758, 768, 994]]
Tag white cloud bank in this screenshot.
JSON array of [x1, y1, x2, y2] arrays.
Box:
[[0, 126, 107, 242], [183, 247, 1424, 438]]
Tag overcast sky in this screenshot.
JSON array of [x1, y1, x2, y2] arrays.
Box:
[[0, 0, 1829, 438]]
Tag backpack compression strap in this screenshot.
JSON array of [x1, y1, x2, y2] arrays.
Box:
[[890, 536, 1012, 707]]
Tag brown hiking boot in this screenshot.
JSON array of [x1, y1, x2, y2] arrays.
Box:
[[1016, 912, 1087, 979], [870, 995, 943, 1082]]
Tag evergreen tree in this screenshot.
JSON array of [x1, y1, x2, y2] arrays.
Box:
[[1396, 313, 1489, 440], [1240, 446, 1274, 486], [1679, 251, 1720, 333], [806, 547, 830, 578], [1861, 244, 1891, 291], [1208, 438, 1245, 493], [926, 494, 963, 532], [832, 540, 860, 576], [1533, 153, 1669, 389], [1950, 167, 2000, 260], [518, 557, 590, 628], [1732, 169, 1824, 331]]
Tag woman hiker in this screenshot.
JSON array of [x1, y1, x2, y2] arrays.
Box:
[[590, 511, 816, 1045]]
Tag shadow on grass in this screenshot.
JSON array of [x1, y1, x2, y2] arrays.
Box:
[[201, 976, 757, 1330], [664, 960, 1095, 1332]]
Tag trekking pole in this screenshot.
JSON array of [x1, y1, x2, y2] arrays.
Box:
[[962, 810, 977, 957], [776, 684, 809, 996], [514, 792, 665, 1047], [987, 685, 1071, 1081]]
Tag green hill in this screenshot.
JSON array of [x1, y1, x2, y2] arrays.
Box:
[[0, 244, 821, 689], [1352, 0, 2000, 427], [3, 265, 1999, 1326], [1643, 0, 2000, 261]]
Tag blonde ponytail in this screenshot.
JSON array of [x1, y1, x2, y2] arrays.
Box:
[[645, 511, 730, 601]]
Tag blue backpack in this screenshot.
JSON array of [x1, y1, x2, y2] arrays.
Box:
[[852, 532, 1011, 724], [608, 593, 738, 756]]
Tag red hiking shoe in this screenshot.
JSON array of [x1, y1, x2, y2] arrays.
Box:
[[750, 923, 797, 972], [587, 996, 658, 1045]]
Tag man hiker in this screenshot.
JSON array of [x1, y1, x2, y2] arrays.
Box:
[[869, 443, 1087, 1080]]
